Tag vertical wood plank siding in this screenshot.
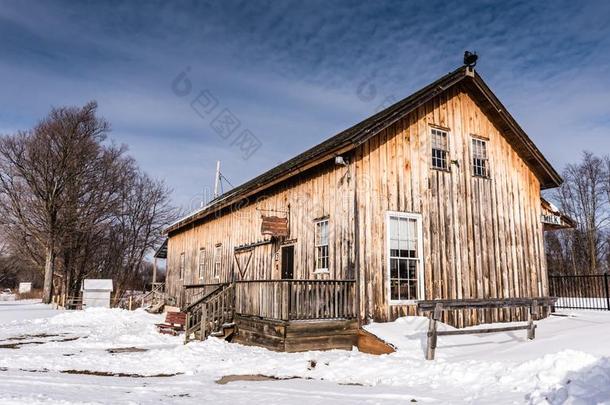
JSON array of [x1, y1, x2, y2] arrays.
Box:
[[354, 87, 546, 325], [166, 159, 357, 306], [167, 85, 547, 327]]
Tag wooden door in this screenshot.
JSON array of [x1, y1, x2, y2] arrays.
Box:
[[281, 245, 295, 279]]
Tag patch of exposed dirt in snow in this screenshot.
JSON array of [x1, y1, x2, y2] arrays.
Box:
[[0, 342, 31, 349], [4, 333, 64, 341], [0, 335, 81, 349], [215, 374, 305, 384], [106, 347, 149, 354], [60, 369, 181, 378]]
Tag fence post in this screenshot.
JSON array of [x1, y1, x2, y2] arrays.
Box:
[[604, 273, 610, 311]]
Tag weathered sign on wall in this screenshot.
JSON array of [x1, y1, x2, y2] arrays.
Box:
[[261, 216, 289, 237]]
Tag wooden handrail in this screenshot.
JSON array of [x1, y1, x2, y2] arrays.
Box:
[[184, 283, 235, 343], [184, 284, 224, 312], [184, 282, 225, 290]]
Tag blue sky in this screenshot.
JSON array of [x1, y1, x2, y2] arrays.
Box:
[[1, 0, 609, 211]]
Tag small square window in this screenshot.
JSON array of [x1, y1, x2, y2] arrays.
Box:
[[431, 128, 449, 170], [471, 138, 489, 177]]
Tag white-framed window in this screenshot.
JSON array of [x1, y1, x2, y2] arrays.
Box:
[[431, 128, 449, 170], [314, 219, 329, 273], [213, 245, 222, 279], [386, 212, 424, 303], [198, 248, 206, 279], [471, 137, 489, 177], [179, 252, 185, 281]]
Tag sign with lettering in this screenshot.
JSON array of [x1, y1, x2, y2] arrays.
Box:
[[541, 214, 562, 226]]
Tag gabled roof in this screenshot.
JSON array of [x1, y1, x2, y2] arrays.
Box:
[[166, 65, 562, 234]]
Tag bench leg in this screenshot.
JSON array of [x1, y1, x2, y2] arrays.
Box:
[[426, 317, 438, 360], [426, 303, 443, 360], [527, 307, 535, 340], [527, 300, 538, 340]]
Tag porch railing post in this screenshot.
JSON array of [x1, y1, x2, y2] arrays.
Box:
[[604, 273, 610, 311], [287, 281, 292, 321]]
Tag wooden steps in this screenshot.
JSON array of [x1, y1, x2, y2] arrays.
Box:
[[184, 284, 235, 343], [210, 323, 236, 340]]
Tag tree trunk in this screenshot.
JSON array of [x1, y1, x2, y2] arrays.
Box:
[[589, 228, 597, 274], [64, 264, 72, 300], [42, 244, 55, 304]]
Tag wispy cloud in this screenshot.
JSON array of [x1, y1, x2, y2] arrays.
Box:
[[0, 0, 609, 209]]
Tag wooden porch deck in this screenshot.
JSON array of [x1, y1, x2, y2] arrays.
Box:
[[233, 280, 358, 351], [182, 279, 359, 352]]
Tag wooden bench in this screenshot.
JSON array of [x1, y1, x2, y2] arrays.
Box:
[[417, 297, 557, 360], [156, 311, 187, 335]]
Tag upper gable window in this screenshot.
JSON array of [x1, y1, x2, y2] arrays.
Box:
[[431, 128, 449, 170], [471, 137, 489, 177]]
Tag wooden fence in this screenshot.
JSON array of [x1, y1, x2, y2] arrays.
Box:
[[549, 274, 610, 311], [51, 292, 148, 311], [234, 280, 356, 321]]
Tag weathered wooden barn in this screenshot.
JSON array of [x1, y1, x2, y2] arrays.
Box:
[[163, 65, 565, 351]]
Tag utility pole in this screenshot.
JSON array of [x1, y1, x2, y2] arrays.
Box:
[[213, 160, 221, 199]]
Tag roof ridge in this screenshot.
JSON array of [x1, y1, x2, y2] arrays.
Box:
[[166, 65, 559, 234]]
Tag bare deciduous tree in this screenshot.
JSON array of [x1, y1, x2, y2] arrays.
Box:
[[100, 172, 175, 298], [0, 102, 110, 302], [0, 101, 177, 301], [0, 239, 16, 286], [548, 151, 610, 275]]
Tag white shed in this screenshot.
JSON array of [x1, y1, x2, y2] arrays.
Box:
[[81, 279, 114, 308]]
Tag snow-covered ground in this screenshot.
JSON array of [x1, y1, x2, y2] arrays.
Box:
[[1, 301, 609, 404]]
